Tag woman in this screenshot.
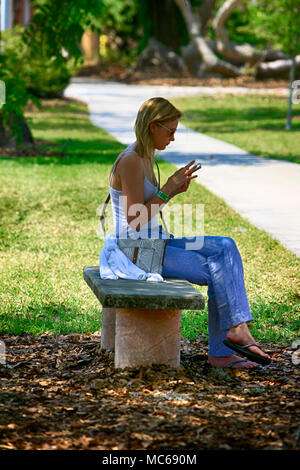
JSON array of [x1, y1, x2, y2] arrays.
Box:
[[104, 97, 271, 369]]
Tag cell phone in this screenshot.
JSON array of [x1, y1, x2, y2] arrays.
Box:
[[195, 163, 202, 170]]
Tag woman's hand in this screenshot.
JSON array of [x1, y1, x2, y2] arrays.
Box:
[[169, 176, 191, 197], [163, 160, 200, 198]]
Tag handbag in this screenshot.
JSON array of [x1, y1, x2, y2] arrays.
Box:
[[100, 159, 170, 274], [117, 237, 167, 274]]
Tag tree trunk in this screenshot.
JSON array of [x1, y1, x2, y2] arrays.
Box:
[[181, 39, 218, 75], [148, 0, 185, 52], [0, 114, 34, 148], [174, 0, 240, 77], [133, 37, 189, 76], [0, 120, 9, 147], [81, 29, 100, 65], [212, 0, 288, 66], [176, 0, 291, 78], [197, 0, 217, 35], [213, 0, 262, 65], [255, 55, 300, 79]]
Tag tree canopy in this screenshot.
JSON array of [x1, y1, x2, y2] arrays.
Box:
[[1, 0, 300, 144]]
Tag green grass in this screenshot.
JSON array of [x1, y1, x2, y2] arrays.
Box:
[[171, 94, 300, 164], [0, 100, 124, 335], [0, 98, 299, 344]]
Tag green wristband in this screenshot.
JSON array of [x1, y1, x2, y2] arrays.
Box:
[[156, 189, 169, 202]]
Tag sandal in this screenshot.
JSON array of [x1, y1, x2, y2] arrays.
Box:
[[223, 339, 271, 366]]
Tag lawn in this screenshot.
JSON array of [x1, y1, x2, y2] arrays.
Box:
[[0, 98, 299, 344], [171, 94, 300, 164]]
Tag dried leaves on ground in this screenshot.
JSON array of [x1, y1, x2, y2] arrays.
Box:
[[77, 63, 290, 89], [0, 333, 299, 450], [0, 140, 69, 158]]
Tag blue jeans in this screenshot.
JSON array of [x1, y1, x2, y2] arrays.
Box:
[[161, 236, 253, 356]]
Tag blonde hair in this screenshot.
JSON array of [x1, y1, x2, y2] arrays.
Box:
[[134, 97, 183, 161]]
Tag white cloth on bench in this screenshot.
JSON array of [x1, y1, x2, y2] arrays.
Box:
[[99, 234, 164, 282]]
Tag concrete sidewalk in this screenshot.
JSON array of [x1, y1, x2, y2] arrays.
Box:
[[64, 78, 300, 257]]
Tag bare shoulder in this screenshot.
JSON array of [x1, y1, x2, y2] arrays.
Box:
[[118, 150, 141, 165], [117, 151, 143, 177]]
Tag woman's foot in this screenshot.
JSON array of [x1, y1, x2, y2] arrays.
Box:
[[226, 322, 271, 361], [208, 354, 258, 369]]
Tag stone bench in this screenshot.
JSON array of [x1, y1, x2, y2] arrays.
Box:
[[83, 266, 205, 369]]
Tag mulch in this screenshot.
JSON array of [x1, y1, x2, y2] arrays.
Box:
[[0, 332, 299, 450], [76, 63, 291, 89], [0, 140, 70, 158]]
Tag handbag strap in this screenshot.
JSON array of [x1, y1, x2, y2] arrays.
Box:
[[100, 158, 170, 237], [99, 193, 111, 237]]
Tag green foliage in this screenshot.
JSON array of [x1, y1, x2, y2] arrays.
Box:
[[0, 0, 103, 144], [247, 0, 300, 130], [0, 28, 40, 144], [248, 0, 300, 56], [24, 56, 79, 99], [1, 26, 79, 103], [95, 0, 141, 65], [193, 0, 270, 47], [221, 6, 267, 47], [98, 0, 137, 33], [23, 0, 103, 65]]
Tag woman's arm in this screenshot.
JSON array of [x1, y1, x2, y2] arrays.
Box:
[[118, 153, 198, 231]]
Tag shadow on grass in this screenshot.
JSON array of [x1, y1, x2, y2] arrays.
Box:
[[0, 302, 101, 335], [184, 105, 286, 123], [183, 106, 300, 133], [0, 97, 126, 166], [30, 115, 95, 133], [0, 138, 125, 166]]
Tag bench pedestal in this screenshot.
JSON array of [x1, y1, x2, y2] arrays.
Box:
[[100, 308, 116, 352], [115, 308, 181, 369], [83, 267, 205, 370]]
